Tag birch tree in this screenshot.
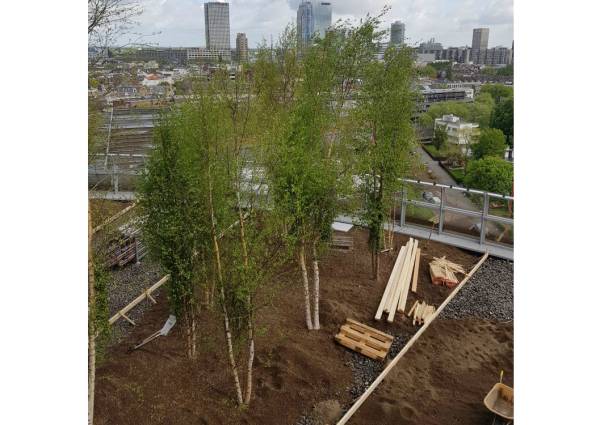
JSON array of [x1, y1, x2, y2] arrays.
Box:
[[353, 42, 417, 279], [266, 29, 345, 331]]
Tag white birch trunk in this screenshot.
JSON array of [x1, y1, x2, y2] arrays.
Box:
[[299, 243, 314, 330], [88, 204, 95, 425], [220, 286, 244, 404], [209, 169, 244, 405], [244, 316, 255, 405], [312, 243, 320, 330]]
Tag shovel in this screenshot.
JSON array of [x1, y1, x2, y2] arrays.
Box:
[[130, 315, 177, 352]]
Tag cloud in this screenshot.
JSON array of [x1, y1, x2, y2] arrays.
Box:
[[115, 0, 513, 48]]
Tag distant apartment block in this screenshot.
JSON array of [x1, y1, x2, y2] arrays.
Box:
[[419, 87, 473, 112], [484, 46, 512, 66], [417, 38, 444, 60], [129, 48, 188, 65], [390, 21, 405, 46], [434, 114, 480, 149], [236, 33, 249, 63], [187, 47, 231, 63], [205, 2, 231, 50], [442, 46, 471, 63]]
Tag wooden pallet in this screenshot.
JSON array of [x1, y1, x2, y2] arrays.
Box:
[[335, 318, 393, 361]]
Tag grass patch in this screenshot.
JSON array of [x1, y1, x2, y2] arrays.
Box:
[[447, 167, 465, 184], [422, 143, 451, 160]]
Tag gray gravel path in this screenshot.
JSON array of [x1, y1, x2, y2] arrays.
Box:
[[439, 257, 513, 321], [107, 259, 164, 342]]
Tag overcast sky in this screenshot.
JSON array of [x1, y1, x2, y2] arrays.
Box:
[[118, 0, 513, 49]]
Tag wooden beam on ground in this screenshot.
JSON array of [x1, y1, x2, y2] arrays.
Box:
[[119, 312, 136, 326], [407, 300, 418, 317], [396, 240, 419, 315], [109, 275, 170, 325], [411, 248, 421, 293], [375, 246, 406, 320], [146, 290, 157, 304], [91, 202, 137, 235], [336, 252, 489, 425], [386, 239, 414, 321], [383, 244, 407, 313]]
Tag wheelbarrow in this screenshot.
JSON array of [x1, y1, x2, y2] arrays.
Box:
[[484, 370, 514, 425]]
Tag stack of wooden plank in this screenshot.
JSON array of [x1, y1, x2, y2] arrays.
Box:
[[407, 300, 436, 326], [334, 319, 394, 361], [374, 238, 422, 323], [429, 256, 466, 288]]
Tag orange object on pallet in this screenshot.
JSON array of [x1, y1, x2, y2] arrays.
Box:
[[429, 256, 466, 288]]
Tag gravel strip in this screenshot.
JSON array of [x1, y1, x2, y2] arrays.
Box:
[[107, 259, 164, 343], [439, 257, 513, 321], [346, 333, 410, 400]]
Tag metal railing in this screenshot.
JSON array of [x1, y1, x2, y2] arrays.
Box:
[[397, 178, 513, 250]]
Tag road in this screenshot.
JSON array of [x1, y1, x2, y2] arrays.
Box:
[[415, 145, 478, 213]]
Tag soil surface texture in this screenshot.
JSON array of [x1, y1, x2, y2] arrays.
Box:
[[94, 227, 510, 425]]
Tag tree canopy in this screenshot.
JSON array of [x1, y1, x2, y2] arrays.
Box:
[[420, 92, 494, 129], [464, 157, 513, 194], [472, 128, 507, 159], [432, 124, 448, 150], [491, 96, 514, 147], [480, 83, 513, 104]]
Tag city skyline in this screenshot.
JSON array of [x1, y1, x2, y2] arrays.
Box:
[[115, 0, 513, 49]]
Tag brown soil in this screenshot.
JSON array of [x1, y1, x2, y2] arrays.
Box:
[[95, 228, 496, 425], [348, 318, 514, 425], [90, 199, 133, 228]]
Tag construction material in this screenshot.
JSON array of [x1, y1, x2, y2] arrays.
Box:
[[429, 256, 466, 287], [375, 238, 422, 322], [109, 275, 170, 325], [407, 300, 418, 317], [383, 245, 407, 313], [386, 240, 413, 321], [374, 246, 406, 320], [131, 315, 177, 351], [336, 253, 489, 425], [408, 300, 436, 326], [397, 240, 419, 314], [411, 248, 421, 293], [334, 318, 393, 361]]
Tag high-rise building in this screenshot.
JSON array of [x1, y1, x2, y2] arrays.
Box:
[[471, 28, 489, 64], [297, 1, 314, 44], [204, 2, 231, 50], [390, 21, 405, 46], [313, 2, 332, 39], [297, 1, 332, 44], [236, 33, 248, 63]]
